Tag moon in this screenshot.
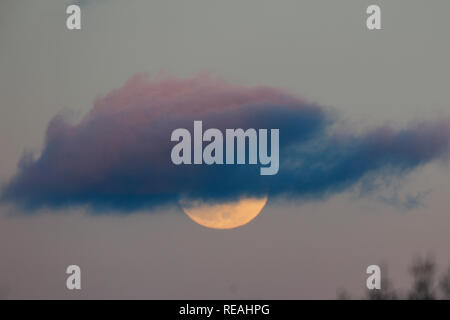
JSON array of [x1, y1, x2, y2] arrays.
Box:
[[181, 196, 268, 229]]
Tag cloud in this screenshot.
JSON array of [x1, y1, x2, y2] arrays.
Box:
[[1, 74, 450, 212]]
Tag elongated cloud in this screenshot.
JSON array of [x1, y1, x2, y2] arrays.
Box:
[[2, 74, 450, 212]]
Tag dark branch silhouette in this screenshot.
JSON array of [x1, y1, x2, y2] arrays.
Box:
[[338, 255, 450, 300]]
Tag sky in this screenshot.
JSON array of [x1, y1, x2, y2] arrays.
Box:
[[1, 0, 450, 299]]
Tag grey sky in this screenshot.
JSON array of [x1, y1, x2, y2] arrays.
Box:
[[1, 0, 450, 298]]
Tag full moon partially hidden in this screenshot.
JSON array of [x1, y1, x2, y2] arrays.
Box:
[[181, 197, 268, 229]]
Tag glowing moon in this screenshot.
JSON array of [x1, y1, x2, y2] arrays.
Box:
[[181, 197, 268, 229]]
